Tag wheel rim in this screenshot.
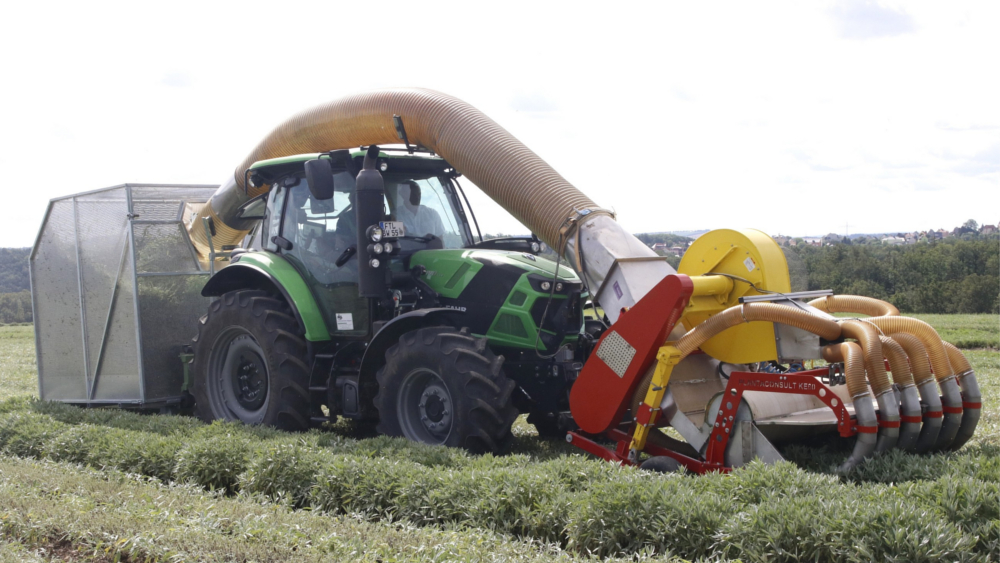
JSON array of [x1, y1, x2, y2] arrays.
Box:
[[207, 326, 269, 423], [397, 368, 454, 444]]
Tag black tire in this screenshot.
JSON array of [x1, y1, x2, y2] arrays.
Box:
[[374, 327, 518, 453], [191, 290, 310, 431]]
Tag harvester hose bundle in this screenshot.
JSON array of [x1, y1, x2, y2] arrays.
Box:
[[803, 295, 978, 452]]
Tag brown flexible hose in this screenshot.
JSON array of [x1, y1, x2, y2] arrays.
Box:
[[822, 343, 878, 471], [867, 317, 954, 381], [943, 341, 981, 451], [942, 341, 972, 373], [838, 320, 891, 396], [675, 303, 841, 359], [807, 295, 899, 317], [891, 333, 935, 386], [192, 88, 599, 251], [880, 335, 921, 451], [878, 336, 915, 388], [822, 342, 870, 400]]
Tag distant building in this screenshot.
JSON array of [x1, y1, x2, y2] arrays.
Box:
[[651, 243, 668, 251], [981, 224, 997, 235], [773, 235, 791, 246], [881, 236, 905, 245]]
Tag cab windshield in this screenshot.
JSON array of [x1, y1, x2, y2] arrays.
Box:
[[383, 173, 472, 249]]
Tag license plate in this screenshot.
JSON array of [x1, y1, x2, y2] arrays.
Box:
[[379, 221, 405, 238]]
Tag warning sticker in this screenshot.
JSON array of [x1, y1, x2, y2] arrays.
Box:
[[335, 313, 354, 331], [613, 281, 624, 299], [743, 256, 757, 273]]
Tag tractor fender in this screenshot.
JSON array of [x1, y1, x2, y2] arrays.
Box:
[[358, 308, 463, 382], [200, 260, 331, 342]]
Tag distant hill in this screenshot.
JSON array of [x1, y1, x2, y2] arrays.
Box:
[[0, 248, 30, 293]]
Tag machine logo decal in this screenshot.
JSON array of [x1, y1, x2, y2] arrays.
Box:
[[613, 281, 623, 299]]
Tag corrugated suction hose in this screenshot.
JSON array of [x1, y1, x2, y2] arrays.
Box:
[[879, 336, 921, 451], [822, 343, 877, 472], [838, 320, 898, 452], [891, 332, 943, 452], [807, 295, 900, 317], [674, 303, 841, 359], [943, 342, 981, 450], [867, 316, 962, 450], [190, 88, 600, 253]]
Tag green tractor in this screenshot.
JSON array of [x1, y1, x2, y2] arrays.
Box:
[[191, 146, 590, 451]]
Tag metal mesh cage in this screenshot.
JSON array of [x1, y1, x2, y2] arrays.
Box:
[[30, 184, 218, 406]]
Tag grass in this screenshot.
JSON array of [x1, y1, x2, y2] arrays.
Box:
[[0, 319, 998, 561]]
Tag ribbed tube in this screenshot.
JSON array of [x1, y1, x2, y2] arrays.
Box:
[[891, 333, 942, 452], [808, 295, 900, 317], [867, 317, 954, 382], [822, 343, 877, 472], [838, 321, 891, 396], [191, 88, 600, 251], [837, 321, 897, 451], [675, 303, 841, 359], [880, 336, 921, 451], [944, 342, 981, 451], [866, 316, 962, 449]]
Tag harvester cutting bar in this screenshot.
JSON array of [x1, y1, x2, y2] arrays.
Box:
[[567, 368, 863, 474]]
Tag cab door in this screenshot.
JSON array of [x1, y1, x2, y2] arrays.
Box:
[[277, 173, 370, 337]]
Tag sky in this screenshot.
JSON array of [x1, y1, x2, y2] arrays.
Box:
[[0, 0, 996, 247]]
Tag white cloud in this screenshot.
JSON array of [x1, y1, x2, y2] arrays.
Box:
[[829, 0, 916, 39], [0, 0, 996, 247]]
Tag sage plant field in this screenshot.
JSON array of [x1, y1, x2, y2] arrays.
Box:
[[0, 318, 997, 562]]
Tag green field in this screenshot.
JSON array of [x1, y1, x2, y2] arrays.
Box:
[[0, 320, 997, 562]]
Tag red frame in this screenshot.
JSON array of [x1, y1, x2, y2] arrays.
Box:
[[567, 368, 858, 474]]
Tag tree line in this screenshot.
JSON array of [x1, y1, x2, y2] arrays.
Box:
[[0, 232, 996, 323], [785, 238, 998, 314]]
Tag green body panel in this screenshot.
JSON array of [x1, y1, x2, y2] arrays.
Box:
[[485, 275, 566, 349], [233, 252, 332, 341], [408, 249, 485, 299], [410, 249, 581, 350]]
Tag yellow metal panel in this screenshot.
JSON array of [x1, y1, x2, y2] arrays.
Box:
[[678, 229, 791, 364]]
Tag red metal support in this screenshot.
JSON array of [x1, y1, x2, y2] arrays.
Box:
[[569, 274, 693, 435], [568, 368, 860, 475]]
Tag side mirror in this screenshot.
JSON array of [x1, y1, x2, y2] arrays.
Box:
[[305, 158, 334, 200]]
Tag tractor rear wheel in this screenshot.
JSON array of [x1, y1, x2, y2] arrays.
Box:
[[374, 327, 518, 453], [191, 290, 310, 431]]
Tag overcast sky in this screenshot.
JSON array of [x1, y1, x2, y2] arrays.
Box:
[[1, 0, 996, 247]]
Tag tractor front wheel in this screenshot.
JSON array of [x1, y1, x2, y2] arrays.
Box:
[[374, 327, 518, 453], [191, 290, 310, 431]]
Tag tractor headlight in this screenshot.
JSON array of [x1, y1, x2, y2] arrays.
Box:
[[382, 241, 393, 253], [369, 258, 381, 268], [530, 241, 541, 254], [541, 281, 551, 291], [556, 283, 563, 292], [368, 226, 383, 242], [372, 243, 384, 255]]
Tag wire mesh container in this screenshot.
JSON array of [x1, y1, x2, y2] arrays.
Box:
[[30, 184, 219, 406]]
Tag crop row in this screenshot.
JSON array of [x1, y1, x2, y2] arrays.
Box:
[[0, 398, 997, 562]]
